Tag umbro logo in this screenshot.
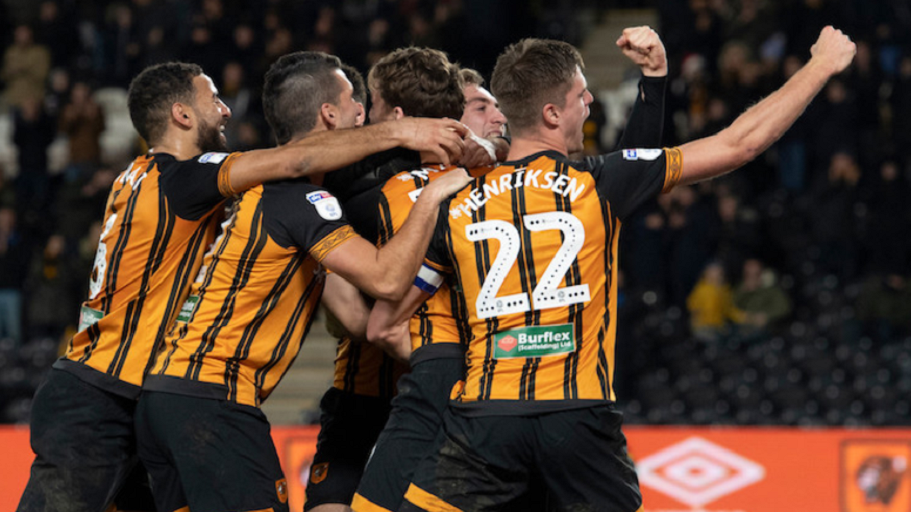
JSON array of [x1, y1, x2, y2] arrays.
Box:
[[637, 437, 765, 508]]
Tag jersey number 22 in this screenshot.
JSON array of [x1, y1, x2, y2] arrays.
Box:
[[467, 212, 591, 319]]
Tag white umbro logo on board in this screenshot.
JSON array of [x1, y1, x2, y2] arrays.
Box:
[[637, 437, 765, 508]]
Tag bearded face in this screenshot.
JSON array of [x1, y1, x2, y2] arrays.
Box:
[[197, 115, 228, 153]]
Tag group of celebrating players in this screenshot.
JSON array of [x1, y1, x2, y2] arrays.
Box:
[[16, 21, 855, 512]]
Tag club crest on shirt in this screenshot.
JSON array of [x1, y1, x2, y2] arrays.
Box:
[[306, 191, 342, 220], [622, 148, 662, 161], [198, 152, 228, 164]]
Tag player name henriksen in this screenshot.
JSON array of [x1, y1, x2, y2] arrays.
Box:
[[450, 168, 586, 219]]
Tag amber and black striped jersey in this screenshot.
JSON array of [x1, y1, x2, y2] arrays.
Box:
[[145, 179, 358, 407], [423, 148, 681, 415], [323, 148, 420, 244], [332, 337, 406, 399], [56, 151, 239, 398], [377, 165, 490, 364], [322, 150, 419, 398]]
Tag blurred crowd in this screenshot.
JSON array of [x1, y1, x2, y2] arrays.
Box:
[[0, 0, 909, 425], [619, 0, 911, 341]]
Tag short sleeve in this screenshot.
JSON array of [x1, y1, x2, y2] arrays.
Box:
[[159, 152, 242, 220], [262, 180, 358, 260], [585, 147, 682, 220]]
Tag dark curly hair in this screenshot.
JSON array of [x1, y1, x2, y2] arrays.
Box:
[[127, 62, 203, 145]]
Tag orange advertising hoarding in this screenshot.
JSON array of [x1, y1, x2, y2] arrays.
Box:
[[626, 427, 911, 512], [2, 425, 910, 511]]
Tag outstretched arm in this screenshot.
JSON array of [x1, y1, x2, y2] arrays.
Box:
[[227, 117, 468, 193], [678, 26, 855, 186]]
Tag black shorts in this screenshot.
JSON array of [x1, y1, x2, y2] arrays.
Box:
[[352, 357, 464, 512], [304, 387, 392, 511], [401, 405, 641, 512], [17, 368, 154, 512], [135, 390, 289, 512]]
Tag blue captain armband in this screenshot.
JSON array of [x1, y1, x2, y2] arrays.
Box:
[[414, 264, 445, 294]]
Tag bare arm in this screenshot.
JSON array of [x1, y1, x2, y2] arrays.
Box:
[[367, 285, 432, 362], [321, 273, 372, 342], [320, 169, 470, 301], [227, 117, 468, 193], [678, 26, 855, 186]]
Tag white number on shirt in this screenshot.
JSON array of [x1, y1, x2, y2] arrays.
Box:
[[467, 212, 590, 319]]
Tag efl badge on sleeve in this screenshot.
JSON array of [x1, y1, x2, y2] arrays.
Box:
[[198, 152, 229, 164], [306, 191, 343, 221]]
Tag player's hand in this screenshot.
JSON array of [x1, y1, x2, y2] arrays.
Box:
[[395, 118, 468, 166], [616, 26, 667, 77], [810, 26, 856, 76], [423, 167, 471, 203], [458, 132, 498, 169]]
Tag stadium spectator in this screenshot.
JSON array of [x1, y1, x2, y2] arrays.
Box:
[[102, 3, 143, 87], [711, 192, 762, 279], [775, 54, 811, 192], [12, 97, 56, 222], [24, 234, 77, 339], [0, 208, 27, 343], [35, 1, 78, 70], [1, 25, 51, 109], [843, 40, 883, 164], [733, 258, 792, 337], [219, 61, 258, 149], [687, 261, 744, 341], [860, 159, 911, 275], [58, 82, 106, 176], [856, 273, 911, 341], [664, 185, 717, 306], [810, 78, 858, 169], [809, 151, 861, 279]]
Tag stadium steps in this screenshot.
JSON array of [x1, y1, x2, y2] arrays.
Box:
[[579, 8, 659, 149], [261, 314, 339, 425], [578, 9, 658, 92]]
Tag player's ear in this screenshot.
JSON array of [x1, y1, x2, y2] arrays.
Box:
[[172, 103, 193, 129], [321, 103, 339, 130], [393, 106, 406, 120], [542, 102, 560, 129]]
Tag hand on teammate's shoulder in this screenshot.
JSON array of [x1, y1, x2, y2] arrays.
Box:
[[424, 167, 471, 202]]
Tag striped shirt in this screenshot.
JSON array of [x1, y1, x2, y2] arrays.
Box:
[[57, 151, 238, 398], [146, 179, 357, 407], [424, 148, 681, 415]]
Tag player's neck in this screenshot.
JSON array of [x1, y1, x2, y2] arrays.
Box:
[[506, 132, 568, 162], [148, 134, 201, 161]]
